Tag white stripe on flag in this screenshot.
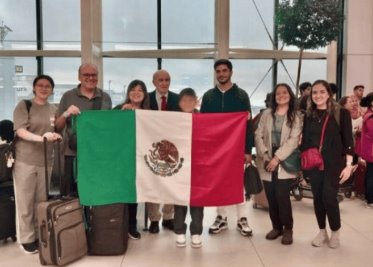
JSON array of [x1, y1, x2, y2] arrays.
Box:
[[135, 110, 192, 205]]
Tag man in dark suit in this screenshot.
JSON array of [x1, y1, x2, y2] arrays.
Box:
[[149, 70, 179, 112], [147, 69, 179, 234]]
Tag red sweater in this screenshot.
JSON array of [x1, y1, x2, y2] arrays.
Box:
[[360, 109, 373, 162]]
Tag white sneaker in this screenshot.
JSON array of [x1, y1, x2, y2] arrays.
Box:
[[175, 234, 186, 248], [209, 215, 228, 234], [329, 230, 340, 249], [191, 235, 202, 248], [312, 229, 329, 247], [237, 217, 253, 236]]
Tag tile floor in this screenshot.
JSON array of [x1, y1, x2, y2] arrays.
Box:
[[1, 197, 373, 267]]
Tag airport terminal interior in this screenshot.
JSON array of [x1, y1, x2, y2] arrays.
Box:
[[1, 0, 373, 267]]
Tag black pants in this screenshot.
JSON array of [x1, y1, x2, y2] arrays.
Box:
[[61, 155, 78, 196], [308, 170, 341, 231], [263, 173, 293, 231], [128, 203, 138, 231], [174, 205, 204, 235], [366, 162, 373, 204]]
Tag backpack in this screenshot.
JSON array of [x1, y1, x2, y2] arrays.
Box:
[[0, 100, 32, 182]]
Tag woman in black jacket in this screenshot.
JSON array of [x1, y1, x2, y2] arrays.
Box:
[[300, 80, 354, 249], [113, 79, 150, 239]]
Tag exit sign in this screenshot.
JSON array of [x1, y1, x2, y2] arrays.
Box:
[[15, 65, 23, 73]]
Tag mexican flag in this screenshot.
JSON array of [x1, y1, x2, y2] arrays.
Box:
[[77, 110, 247, 207]]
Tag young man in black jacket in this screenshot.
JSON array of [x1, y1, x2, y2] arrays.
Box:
[[147, 70, 179, 233], [200, 59, 254, 237]]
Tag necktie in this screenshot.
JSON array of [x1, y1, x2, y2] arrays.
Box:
[[161, 96, 167, 111]]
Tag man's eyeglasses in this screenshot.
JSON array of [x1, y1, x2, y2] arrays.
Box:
[[80, 73, 98, 78]]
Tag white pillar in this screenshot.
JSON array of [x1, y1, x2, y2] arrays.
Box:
[[81, 0, 103, 88], [327, 41, 337, 83], [344, 0, 373, 95], [215, 0, 230, 60]]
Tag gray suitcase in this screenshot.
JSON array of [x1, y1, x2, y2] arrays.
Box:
[[37, 139, 87, 265]]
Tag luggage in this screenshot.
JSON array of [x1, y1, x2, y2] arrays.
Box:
[[85, 203, 129, 255], [0, 143, 13, 183], [0, 182, 16, 242], [38, 139, 87, 266], [252, 180, 269, 209]]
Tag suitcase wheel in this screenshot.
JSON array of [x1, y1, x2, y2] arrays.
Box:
[[11, 236, 17, 242]]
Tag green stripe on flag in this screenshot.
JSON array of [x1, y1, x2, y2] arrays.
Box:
[[77, 110, 137, 205]]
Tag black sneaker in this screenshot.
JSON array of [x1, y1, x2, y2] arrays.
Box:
[[20, 242, 38, 254], [149, 221, 160, 234], [129, 229, 141, 240], [162, 219, 174, 230]]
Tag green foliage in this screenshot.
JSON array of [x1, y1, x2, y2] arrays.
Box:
[[276, 0, 344, 50]]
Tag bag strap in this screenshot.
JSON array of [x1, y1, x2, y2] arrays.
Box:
[[319, 114, 330, 151]]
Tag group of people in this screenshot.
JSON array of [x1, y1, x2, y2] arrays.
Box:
[[9, 59, 373, 255]]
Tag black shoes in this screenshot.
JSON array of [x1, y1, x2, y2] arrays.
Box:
[[149, 221, 160, 234], [281, 229, 293, 245], [20, 241, 38, 254], [129, 229, 142, 240], [265, 229, 283, 240], [149, 219, 174, 233], [162, 219, 174, 230]]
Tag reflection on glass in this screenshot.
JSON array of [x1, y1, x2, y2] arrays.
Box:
[[102, 0, 157, 51], [103, 58, 157, 107], [0, 0, 36, 50], [230, 60, 273, 115], [43, 58, 81, 104], [162, 59, 214, 98], [42, 0, 81, 50], [162, 0, 214, 48], [230, 0, 274, 49], [277, 59, 327, 90], [0, 58, 37, 120]]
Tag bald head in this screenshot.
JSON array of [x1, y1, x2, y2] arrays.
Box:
[[153, 69, 171, 95], [79, 63, 98, 75]]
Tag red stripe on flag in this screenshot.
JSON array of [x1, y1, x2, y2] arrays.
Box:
[[190, 112, 247, 206]]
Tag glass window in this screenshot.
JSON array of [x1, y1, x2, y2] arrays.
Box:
[[231, 59, 274, 115], [162, 59, 214, 98], [42, 0, 81, 50], [162, 0, 215, 48], [230, 0, 274, 49], [0, 0, 36, 50], [102, 0, 157, 51], [103, 58, 157, 107], [43, 57, 81, 104], [277, 59, 327, 91], [0, 57, 37, 120]]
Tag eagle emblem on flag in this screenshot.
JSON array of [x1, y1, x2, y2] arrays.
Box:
[[144, 140, 184, 177]]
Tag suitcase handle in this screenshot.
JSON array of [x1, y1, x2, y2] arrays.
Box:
[[40, 220, 48, 247], [43, 138, 63, 199]]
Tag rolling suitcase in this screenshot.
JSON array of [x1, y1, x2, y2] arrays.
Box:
[[86, 203, 129, 255], [38, 139, 87, 266], [0, 181, 16, 242]]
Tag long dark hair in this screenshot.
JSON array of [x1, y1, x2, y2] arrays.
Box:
[[124, 80, 150, 109], [306, 79, 336, 118], [270, 83, 296, 128]]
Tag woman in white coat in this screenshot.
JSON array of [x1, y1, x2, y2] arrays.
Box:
[[255, 83, 303, 245]]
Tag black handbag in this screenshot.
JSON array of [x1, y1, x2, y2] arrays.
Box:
[[244, 164, 263, 197], [281, 149, 301, 173]]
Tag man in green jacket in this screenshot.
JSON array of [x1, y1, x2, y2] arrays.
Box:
[[200, 59, 254, 237]]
